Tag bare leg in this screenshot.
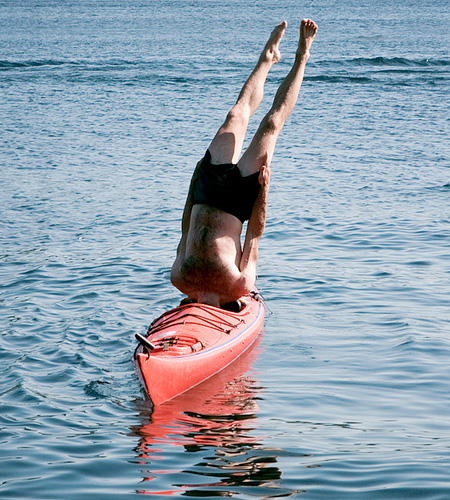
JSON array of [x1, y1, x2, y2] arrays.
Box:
[[238, 19, 318, 176], [171, 22, 287, 288], [208, 21, 287, 165]]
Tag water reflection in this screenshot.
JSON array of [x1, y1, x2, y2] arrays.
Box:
[[131, 336, 291, 497]]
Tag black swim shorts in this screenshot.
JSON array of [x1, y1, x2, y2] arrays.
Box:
[[191, 150, 261, 223]]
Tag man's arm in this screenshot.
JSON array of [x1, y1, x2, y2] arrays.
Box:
[[239, 160, 270, 286], [175, 159, 202, 257]]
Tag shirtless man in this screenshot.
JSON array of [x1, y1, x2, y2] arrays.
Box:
[[171, 19, 318, 307]]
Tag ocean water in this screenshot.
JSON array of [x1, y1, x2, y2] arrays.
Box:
[[1, 0, 450, 498]]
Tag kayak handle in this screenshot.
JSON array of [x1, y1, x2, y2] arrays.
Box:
[[135, 333, 156, 351]]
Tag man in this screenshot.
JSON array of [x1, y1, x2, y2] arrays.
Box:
[[171, 19, 318, 307]]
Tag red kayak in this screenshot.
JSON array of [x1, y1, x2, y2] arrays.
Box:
[[134, 292, 265, 405]]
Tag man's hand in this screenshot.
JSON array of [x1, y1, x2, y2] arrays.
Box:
[[259, 163, 271, 190], [258, 151, 271, 190]]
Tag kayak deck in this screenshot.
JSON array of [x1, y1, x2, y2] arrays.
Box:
[[134, 293, 264, 404]]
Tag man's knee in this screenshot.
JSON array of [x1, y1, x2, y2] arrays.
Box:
[[261, 112, 284, 135], [226, 103, 251, 126]]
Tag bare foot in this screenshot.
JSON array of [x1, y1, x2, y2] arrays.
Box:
[[261, 21, 288, 64], [297, 19, 318, 60]]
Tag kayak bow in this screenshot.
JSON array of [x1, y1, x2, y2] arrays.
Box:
[[134, 292, 265, 404]]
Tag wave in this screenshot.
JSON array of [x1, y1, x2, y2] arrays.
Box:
[[3, 55, 449, 71], [425, 182, 450, 192], [308, 75, 373, 83], [316, 56, 450, 68], [2, 56, 447, 88], [0, 58, 140, 70], [307, 56, 450, 85], [0, 59, 75, 69]]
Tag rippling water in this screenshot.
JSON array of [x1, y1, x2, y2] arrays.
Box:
[[1, 0, 450, 498]]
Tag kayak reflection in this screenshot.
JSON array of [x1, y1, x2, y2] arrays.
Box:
[[132, 332, 283, 497]]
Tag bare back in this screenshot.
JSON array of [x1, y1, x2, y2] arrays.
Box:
[[170, 204, 250, 304]]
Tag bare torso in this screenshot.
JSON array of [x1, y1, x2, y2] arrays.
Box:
[[171, 204, 250, 305]]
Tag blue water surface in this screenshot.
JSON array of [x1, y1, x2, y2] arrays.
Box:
[[1, 0, 450, 498]]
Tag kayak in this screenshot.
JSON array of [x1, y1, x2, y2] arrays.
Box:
[[136, 336, 262, 454], [134, 291, 265, 405]]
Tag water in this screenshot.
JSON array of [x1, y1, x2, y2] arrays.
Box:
[[1, 0, 450, 498]]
